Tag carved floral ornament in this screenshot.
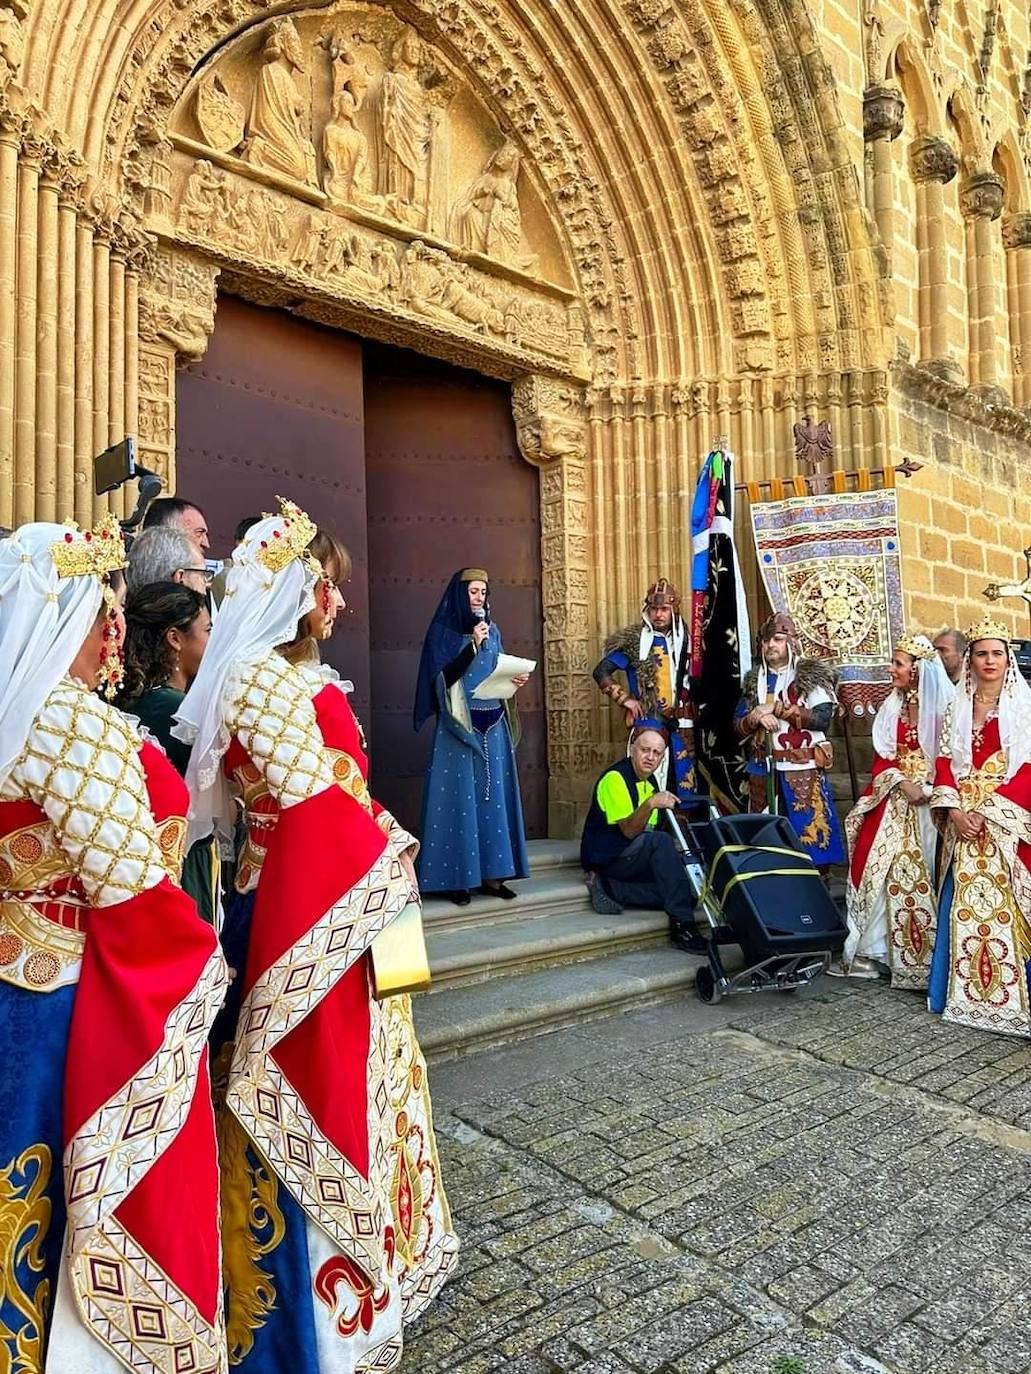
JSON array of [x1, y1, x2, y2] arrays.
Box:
[[156, 2, 596, 378]]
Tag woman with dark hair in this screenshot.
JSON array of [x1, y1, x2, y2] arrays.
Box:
[[413, 567, 530, 905], [117, 580, 217, 920], [175, 499, 457, 1370]]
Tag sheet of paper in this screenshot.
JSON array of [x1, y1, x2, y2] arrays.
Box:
[[472, 653, 537, 701]]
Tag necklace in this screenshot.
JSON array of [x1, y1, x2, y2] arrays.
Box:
[[973, 691, 1001, 706]]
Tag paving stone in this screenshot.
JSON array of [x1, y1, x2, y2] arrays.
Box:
[[400, 981, 1031, 1373]]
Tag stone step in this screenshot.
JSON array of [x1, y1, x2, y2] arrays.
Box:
[[422, 869, 590, 934], [413, 946, 704, 1061], [425, 906, 668, 990], [525, 839, 581, 874]]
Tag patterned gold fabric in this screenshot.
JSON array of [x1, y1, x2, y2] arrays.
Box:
[[1, 680, 168, 908], [224, 655, 334, 810]]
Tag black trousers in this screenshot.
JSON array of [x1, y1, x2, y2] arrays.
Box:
[[600, 830, 696, 928]]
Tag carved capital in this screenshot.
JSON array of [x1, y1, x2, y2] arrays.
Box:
[[959, 171, 1004, 222], [512, 374, 588, 466], [1003, 212, 1031, 250], [863, 84, 905, 142], [139, 243, 219, 361], [909, 134, 958, 185]]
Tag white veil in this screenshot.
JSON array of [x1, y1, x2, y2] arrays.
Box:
[[174, 513, 318, 844], [950, 637, 1031, 783], [0, 524, 105, 791], [872, 638, 954, 766]]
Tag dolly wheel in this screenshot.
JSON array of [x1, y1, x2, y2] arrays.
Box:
[[695, 965, 721, 1005]]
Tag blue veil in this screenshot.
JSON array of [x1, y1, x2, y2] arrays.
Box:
[[413, 568, 490, 731]]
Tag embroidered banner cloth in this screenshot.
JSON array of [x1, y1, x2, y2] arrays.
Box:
[[750, 486, 905, 715]]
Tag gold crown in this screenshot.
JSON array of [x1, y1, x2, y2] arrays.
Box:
[[965, 614, 1010, 646], [255, 497, 318, 574], [895, 632, 936, 662], [50, 513, 127, 580]]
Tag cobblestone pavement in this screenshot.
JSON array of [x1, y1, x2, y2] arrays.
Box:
[[402, 980, 1031, 1374]]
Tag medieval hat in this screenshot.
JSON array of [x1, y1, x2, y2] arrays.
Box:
[[643, 578, 681, 613], [758, 611, 798, 647]]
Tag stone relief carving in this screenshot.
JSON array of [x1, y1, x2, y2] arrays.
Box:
[[323, 85, 372, 204], [512, 375, 587, 463], [195, 73, 246, 154], [451, 141, 537, 271], [169, 5, 566, 286], [171, 152, 575, 368], [0, 0, 26, 93], [139, 244, 220, 360], [373, 25, 434, 224], [243, 18, 318, 184]]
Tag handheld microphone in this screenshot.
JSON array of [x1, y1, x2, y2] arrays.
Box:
[[472, 606, 488, 649]]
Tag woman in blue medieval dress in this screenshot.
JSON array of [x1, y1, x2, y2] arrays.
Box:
[[414, 568, 530, 905]]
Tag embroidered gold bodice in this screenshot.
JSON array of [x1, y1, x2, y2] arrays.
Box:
[[0, 680, 171, 990]]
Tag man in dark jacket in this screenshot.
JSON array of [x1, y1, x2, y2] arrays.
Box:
[[580, 726, 704, 952]]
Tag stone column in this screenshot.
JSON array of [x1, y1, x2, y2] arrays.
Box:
[[14, 134, 43, 524], [960, 171, 1005, 395], [35, 154, 61, 521], [909, 134, 959, 374], [0, 111, 21, 525], [863, 84, 905, 271], [512, 375, 591, 838], [1003, 212, 1031, 407]]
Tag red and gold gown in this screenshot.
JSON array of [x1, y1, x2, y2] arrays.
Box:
[[215, 655, 457, 1372], [844, 716, 937, 987], [0, 677, 227, 1373], [929, 711, 1031, 1037]]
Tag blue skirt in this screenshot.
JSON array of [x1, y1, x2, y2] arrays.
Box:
[[0, 981, 74, 1365]]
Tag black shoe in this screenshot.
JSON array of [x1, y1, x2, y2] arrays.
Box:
[[587, 872, 623, 916], [670, 925, 709, 955], [480, 882, 517, 900], [449, 889, 471, 906]]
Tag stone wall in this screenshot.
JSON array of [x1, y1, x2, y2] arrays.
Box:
[[893, 363, 1031, 639]]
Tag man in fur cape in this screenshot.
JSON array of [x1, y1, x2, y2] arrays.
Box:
[[734, 611, 846, 868], [592, 578, 700, 806]]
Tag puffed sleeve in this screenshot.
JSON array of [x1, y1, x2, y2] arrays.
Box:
[[224, 653, 335, 807], [14, 681, 169, 907]]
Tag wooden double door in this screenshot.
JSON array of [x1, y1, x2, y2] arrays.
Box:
[[176, 295, 547, 837]]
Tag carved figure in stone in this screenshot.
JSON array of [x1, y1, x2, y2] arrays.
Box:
[[358, 240, 400, 295], [322, 88, 372, 204], [195, 72, 246, 154], [290, 212, 354, 277], [450, 141, 538, 272], [398, 239, 444, 308], [0, 5, 24, 91], [325, 32, 372, 108], [374, 26, 432, 224], [438, 260, 505, 334], [178, 159, 227, 238], [264, 195, 289, 254], [243, 17, 318, 185]]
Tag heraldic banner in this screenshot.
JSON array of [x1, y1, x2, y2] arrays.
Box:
[[749, 485, 905, 716], [691, 448, 751, 810]]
